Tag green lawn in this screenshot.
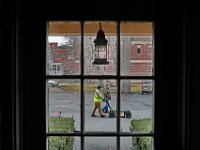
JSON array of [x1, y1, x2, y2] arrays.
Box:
[[62, 83, 143, 94]]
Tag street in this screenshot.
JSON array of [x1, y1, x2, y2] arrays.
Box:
[[48, 87, 153, 149]]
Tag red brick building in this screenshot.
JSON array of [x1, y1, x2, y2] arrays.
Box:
[[48, 42, 80, 75], [130, 36, 153, 76], [48, 35, 152, 76]]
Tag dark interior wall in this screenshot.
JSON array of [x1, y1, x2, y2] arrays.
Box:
[[1, 0, 16, 149], [2, 0, 200, 150], [187, 1, 200, 150], [19, 1, 183, 150]]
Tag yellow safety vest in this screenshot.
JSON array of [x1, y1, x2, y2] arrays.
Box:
[[94, 89, 102, 102]]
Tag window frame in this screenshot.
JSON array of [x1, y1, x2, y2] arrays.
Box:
[[13, 1, 185, 149], [45, 21, 155, 149]]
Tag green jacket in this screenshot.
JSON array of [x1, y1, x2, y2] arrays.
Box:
[[103, 87, 111, 100]]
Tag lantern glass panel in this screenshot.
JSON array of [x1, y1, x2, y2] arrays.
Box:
[[95, 45, 107, 59], [95, 45, 106, 52]]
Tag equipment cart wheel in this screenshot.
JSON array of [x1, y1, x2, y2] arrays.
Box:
[[125, 111, 132, 119]]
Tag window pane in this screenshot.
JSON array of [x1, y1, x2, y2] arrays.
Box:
[[47, 21, 81, 75], [84, 137, 116, 150], [84, 21, 117, 75], [48, 136, 80, 150], [84, 79, 117, 132], [47, 79, 80, 132], [120, 80, 154, 133], [120, 136, 154, 150], [120, 22, 154, 76]]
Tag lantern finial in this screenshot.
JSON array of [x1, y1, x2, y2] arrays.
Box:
[[99, 22, 102, 30]]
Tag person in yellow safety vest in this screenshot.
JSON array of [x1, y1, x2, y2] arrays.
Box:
[[91, 85, 105, 117]]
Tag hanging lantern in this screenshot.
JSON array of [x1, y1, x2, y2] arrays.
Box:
[[93, 22, 109, 65]]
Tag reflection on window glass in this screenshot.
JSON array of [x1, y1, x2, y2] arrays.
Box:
[[120, 80, 154, 133], [48, 136, 80, 150], [85, 137, 116, 150], [47, 21, 81, 75], [84, 79, 117, 132], [47, 79, 80, 132], [84, 21, 117, 75], [120, 22, 154, 76]]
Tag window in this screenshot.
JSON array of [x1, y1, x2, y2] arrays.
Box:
[[46, 21, 154, 149], [137, 47, 141, 54]]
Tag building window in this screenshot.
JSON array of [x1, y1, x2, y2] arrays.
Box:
[[46, 21, 154, 149], [137, 47, 141, 54]]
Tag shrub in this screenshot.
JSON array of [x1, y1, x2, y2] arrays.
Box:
[[48, 117, 75, 150], [130, 119, 153, 150]]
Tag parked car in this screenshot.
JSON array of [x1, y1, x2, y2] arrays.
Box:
[[48, 80, 59, 87], [142, 80, 153, 94]]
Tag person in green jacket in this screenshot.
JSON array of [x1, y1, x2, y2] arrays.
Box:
[[91, 85, 105, 117]]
